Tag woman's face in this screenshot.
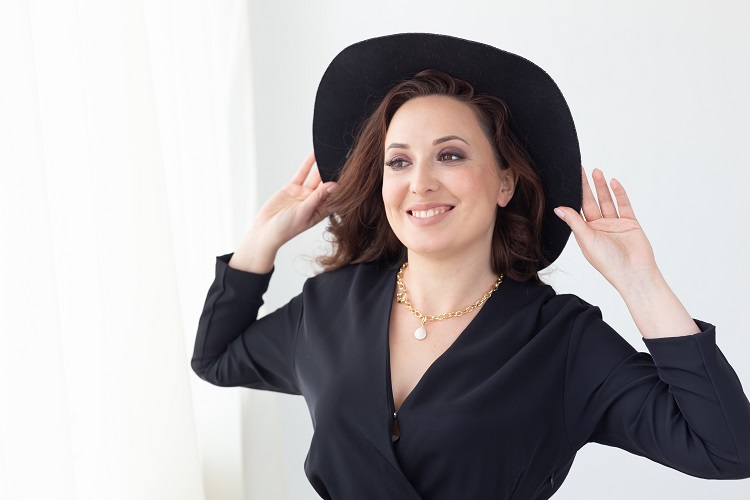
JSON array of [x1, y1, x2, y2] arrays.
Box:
[[382, 95, 516, 261]]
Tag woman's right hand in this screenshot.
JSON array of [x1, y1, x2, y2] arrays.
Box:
[[254, 150, 338, 247], [229, 151, 338, 273]]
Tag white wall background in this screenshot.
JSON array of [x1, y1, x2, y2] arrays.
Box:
[[247, 1, 750, 499], [1, 0, 748, 499]]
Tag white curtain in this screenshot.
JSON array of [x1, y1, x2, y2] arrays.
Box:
[[0, 1, 286, 499]]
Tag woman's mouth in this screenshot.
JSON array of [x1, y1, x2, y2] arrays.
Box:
[[406, 205, 454, 223]]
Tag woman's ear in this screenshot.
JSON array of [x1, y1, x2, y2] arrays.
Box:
[[497, 168, 517, 208]]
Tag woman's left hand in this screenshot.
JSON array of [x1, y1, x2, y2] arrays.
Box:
[[554, 167, 659, 294]]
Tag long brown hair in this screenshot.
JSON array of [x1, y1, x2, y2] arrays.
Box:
[[318, 69, 546, 282]]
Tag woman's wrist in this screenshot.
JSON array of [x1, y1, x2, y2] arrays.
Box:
[[228, 226, 280, 274], [616, 267, 700, 340]]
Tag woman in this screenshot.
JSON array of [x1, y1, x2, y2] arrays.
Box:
[[192, 34, 750, 499]]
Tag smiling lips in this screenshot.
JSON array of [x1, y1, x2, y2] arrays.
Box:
[[406, 205, 455, 223]]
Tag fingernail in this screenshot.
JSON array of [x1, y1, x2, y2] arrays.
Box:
[[554, 207, 566, 220], [326, 184, 337, 194]]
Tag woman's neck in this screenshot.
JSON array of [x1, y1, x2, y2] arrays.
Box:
[[400, 248, 499, 314]]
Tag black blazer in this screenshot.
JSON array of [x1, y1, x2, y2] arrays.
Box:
[[192, 253, 750, 499]]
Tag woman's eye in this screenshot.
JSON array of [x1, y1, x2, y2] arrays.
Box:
[[385, 158, 409, 170], [438, 151, 464, 162]]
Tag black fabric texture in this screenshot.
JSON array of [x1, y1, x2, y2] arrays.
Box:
[[192, 253, 750, 499]]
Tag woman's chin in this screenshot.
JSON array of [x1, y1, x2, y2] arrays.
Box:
[[402, 239, 463, 260]]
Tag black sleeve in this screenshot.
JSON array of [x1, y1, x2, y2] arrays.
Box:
[[191, 253, 303, 395], [563, 300, 750, 479]]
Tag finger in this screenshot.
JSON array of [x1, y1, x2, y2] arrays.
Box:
[[580, 166, 602, 222], [299, 181, 337, 221], [290, 151, 317, 185], [554, 206, 595, 241], [304, 164, 323, 190], [592, 168, 619, 218], [610, 178, 637, 220]]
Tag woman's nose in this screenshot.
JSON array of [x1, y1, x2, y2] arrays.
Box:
[[409, 159, 439, 194]]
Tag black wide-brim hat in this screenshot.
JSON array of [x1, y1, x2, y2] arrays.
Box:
[[312, 33, 581, 268]]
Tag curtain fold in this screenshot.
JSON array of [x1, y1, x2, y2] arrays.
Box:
[[0, 1, 278, 499]]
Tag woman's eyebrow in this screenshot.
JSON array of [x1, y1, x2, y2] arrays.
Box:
[[385, 135, 470, 151], [433, 135, 469, 146]]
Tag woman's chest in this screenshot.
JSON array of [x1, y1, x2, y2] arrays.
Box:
[[294, 268, 575, 497], [295, 302, 572, 496], [294, 291, 570, 440], [388, 301, 478, 415]]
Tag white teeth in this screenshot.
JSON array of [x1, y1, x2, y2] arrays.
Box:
[[410, 207, 450, 219]]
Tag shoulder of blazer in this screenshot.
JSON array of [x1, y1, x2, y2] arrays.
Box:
[[309, 260, 398, 285], [301, 260, 399, 303]]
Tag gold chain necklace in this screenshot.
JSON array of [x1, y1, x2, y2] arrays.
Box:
[[395, 262, 503, 340]]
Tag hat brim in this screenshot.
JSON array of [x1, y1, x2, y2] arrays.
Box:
[[312, 33, 582, 269]]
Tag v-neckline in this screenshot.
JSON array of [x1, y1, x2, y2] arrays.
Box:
[[384, 269, 501, 417]]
